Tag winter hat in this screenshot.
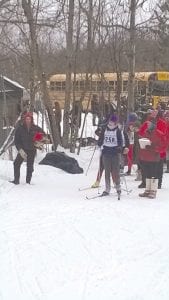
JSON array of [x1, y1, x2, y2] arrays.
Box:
[[109, 114, 118, 123], [23, 112, 33, 122], [127, 112, 138, 124]]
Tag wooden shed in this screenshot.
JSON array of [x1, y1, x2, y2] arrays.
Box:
[[0, 75, 24, 148]]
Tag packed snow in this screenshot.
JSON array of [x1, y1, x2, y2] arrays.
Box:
[[1, 145, 169, 300]]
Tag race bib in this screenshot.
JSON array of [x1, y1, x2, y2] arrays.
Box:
[[103, 129, 118, 147]]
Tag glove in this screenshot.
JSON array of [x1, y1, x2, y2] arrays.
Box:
[[34, 140, 44, 150], [18, 148, 27, 160], [145, 144, 152, 150]]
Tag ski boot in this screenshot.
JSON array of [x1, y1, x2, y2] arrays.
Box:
[[91, 180, 100, 188]]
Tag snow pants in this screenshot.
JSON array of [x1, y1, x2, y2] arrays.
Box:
[[102, 153, 121, 193], [140, 161, 159, 180], [14, 149, 36, 183], [127, 144, 134, 171]]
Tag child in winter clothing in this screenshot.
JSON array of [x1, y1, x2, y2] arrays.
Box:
[[125, 113, 138, 175], [91, 122, 129, 188], [97, 114, 123, 196]]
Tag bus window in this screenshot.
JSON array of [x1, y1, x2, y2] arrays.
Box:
[[138, 81, 146, 95], [96, 81, 103, 91], [91, 81, 97, 91], [109, 81, 115, 91], [151, 81, 169, 96], [55, 82, 62, 91], [79, 81, 85, 91], [50, 81, 55, 90], [62, 81, 66, 91]]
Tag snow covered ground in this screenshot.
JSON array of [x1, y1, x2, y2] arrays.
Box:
[[1, 147, 169, 300]]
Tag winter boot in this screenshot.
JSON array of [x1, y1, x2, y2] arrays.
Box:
[[26, 173, 32, 184], [148, 178, 158, 199], [139, 178, 151, 197], [9, 180, 19, 185], [165, 160, 169, 173], [125, 169, 131, 176], [138, 181, 146, 188], [101, 191, 109, 196], [91, 180, 100, 188], [135, 169, 142, 181]]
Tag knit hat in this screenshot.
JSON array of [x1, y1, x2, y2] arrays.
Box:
[[109, 114, 118, 123], [23, 112, 33, 123], [127, 112, 138, 124]]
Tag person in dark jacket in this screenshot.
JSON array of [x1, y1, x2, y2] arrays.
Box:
[[10, 112, 45, 185], [97, 114, 123, 196]]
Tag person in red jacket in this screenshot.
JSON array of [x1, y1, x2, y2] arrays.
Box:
[[138, 114, 167, 198], [164, 111, 169, 173]]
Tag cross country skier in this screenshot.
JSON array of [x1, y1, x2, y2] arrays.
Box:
[[97, 114, 123, 197], [91, 121, 129, 188]]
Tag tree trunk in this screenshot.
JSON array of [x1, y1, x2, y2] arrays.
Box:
[[21, 0, 61, 150], [128, 0, 136, 112], [62, 0, 74, 148]]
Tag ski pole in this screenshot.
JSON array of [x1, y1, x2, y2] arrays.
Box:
[[85, 146, 96, 176]]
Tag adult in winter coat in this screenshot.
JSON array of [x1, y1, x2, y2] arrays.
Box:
[[164, 110, 169, 173], [97, 114, 123, 196], [138, 116, 167, 199], [10, 112, 45, 185]]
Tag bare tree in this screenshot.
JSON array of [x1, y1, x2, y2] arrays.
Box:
[[62, 0, 74, 148], [21, 0, 61, 149]]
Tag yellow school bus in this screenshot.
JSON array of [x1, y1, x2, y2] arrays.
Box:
[[48, 71, 169, 110], [148, 71, 169, 108]]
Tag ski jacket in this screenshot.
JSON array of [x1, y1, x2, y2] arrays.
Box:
[[14, 124, 44, 152], [166, 121, 169, 150], [138, 119, 167, 162], [98, 126, 123, 155]]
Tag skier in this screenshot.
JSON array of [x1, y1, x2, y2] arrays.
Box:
[[91, 121, 129, 188], [10, 112, 45, 185], [97, 114, 123, 197]]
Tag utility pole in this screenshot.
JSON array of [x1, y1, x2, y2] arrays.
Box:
[[128, 0, 136, 112]]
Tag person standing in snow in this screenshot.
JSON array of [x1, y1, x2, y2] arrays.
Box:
[[97, 114, 123, 196], [164, 110, 169, 173], [125, 112, 138, 175], [10, 112, 45, 185], [138, 112, 167, 199]]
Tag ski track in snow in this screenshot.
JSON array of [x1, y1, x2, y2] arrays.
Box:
[[1, 150, 169, 300]]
